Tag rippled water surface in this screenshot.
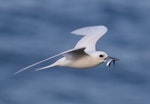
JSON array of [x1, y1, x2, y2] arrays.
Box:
[[0, 0, 150, 104]]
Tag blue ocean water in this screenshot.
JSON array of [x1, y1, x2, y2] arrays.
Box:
[[0, 0, 150, 104]]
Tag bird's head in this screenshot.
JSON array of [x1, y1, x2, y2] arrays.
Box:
[[92, 51, 119, 67]]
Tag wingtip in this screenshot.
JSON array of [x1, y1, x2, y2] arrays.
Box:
[[13, 69, 24, 75], [13, 66, 32, 75], [71, 25, 108, 35], [13, 71, 21, 76]]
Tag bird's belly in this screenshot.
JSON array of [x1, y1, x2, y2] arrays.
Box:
[[60, 57, 101, 68]]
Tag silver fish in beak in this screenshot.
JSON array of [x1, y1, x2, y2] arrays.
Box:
[[105, 56, 119, 67]]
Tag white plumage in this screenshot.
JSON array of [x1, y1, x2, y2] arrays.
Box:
[[14, 25, 118, 75]]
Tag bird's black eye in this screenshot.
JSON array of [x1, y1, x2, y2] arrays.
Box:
[[99, 55, 104, 58]]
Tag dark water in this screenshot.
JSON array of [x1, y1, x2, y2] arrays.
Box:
[[0, 0, 150, 104]]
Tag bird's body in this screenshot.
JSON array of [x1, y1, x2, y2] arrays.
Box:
[[61, 55, 100, 68], [14, 25, 118, 74], [42, 51, 107, 70]]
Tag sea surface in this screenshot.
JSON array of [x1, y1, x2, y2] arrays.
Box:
[[0, 0, 150, 104]]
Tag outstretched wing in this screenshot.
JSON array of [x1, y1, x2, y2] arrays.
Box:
[[35, 47, 88, 71], [14, 47, 86, 75], [71, 26, 108, 52]]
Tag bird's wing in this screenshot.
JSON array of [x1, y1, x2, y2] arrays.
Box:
[[14, 47, 87, 75], [63, 47, 89, 60], [71, 26, 108, 52]]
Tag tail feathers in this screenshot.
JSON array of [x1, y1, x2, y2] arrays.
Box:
[[35, 63, 56, 71]]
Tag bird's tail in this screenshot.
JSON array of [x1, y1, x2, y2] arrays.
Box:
[[35, 63, 57, 71]]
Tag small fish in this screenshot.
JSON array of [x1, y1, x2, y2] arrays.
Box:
[[106, 57, 119, 67]]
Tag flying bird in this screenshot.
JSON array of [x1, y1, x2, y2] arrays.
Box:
[[14, 25, 118, 75]]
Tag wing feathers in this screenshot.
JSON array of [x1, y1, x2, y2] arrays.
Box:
[[14, 47, 86, 75], [71, 26, 108, 52]]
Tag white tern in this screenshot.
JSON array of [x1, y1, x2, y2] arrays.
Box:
[[14, 25, 118, 75]]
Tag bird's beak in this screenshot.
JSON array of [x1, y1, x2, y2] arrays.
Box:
[[104, 56, 119, 67]]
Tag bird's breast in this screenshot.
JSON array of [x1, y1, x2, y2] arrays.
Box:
[[59, 56, 102, 68]]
